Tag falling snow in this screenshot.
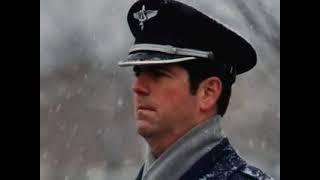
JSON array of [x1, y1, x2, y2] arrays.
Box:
[[55, 104, 62, 113], [40, 0, 280, 179]]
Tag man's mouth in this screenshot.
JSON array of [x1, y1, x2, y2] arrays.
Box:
[[137, 105, 155, 111]]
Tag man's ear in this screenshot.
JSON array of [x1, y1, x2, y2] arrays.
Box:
[[197, 77, 222, 112]]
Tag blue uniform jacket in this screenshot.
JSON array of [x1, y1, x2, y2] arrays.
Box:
[[135, 138, 274, 180]]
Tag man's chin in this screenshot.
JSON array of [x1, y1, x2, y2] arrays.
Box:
[[136, 120, 155, 138]]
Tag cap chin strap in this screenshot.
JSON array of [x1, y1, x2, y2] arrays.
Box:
[[118, 56, 196, 66], [129, 43, 214, 59]]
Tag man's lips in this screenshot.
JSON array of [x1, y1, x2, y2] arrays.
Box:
[[137, 105, 156, 111]]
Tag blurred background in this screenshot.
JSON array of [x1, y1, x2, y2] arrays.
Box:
[[40, 0, 280, 179]]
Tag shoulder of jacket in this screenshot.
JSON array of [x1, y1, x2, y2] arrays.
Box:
[[237, 164, 276, 180]]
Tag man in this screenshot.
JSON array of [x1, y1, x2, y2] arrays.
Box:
[[118, 0, 275, 179]]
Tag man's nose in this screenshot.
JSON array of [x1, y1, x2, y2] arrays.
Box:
[[132, 76, 150, 95]]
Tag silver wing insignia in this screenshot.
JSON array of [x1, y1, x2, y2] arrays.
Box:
[[133, 5, 158, 30], [146, 10, 158, 19], [133, 13, 139, 20]]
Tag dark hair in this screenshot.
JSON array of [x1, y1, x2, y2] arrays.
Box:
[[177, 59, 235, 116]]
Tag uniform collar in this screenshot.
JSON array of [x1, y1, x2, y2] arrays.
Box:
[[141, 115, 224, 180]]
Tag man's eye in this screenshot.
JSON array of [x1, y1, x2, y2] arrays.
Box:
[[133, 66, 140, 77], [134, 71, 140, 77]]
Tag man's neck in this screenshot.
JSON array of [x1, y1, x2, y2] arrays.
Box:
[[145, 114, 216, 158], [145, 128, 190, 158]]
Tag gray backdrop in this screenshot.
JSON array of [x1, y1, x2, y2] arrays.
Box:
[[40, 0, 280, 179]]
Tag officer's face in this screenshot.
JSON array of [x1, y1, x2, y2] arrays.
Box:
[[132, 64, 199, 139]]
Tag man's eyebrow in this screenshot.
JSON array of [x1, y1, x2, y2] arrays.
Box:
[[153, 66, 171, 72], [134, 65, 172, 74], [141, 65, 170, 72]]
